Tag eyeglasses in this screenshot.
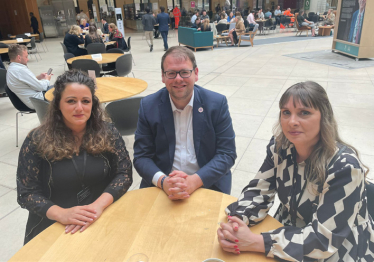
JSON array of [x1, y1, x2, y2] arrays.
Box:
[[163, 69, 194, 79]]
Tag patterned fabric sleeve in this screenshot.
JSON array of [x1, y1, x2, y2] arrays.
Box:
[[226, 137, 277, 226], [17, 133, 55, 217], [103, 125, 133, 202], [262, 154, 365, 261]]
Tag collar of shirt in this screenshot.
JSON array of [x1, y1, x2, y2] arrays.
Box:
[[169, 90, 194, 112], [10, 62, 28, 69]]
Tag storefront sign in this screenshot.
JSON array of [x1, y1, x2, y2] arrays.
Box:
[[304, 0, 310, 10], [191, 1, 195, 8]]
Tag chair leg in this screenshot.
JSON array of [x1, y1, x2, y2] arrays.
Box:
[[44, 42, 49, 51], [16, 112, 21, 147], [132, 72, 135, 78]]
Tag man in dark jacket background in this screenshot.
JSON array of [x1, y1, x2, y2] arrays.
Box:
[[30, 12, 40, 34], [157, 6, 171, 51], [101, 18, 109, 34], [142, 8, 156, 52]]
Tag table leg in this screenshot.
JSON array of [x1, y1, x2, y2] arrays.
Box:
[[224, 37, 228, 46]]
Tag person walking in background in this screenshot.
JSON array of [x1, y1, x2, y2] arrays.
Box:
[[29, 12, 40, 34], [142, 8, 156, 52], [169, 10, 175, 29], [157, 7, 171, 51], [173, 5, 181, 29]]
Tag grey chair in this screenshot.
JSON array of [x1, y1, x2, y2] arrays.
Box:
[[28, 37, 42, 61], [123, 37, 135, 65], [16, 34, 29, 39], [72, 59, 101, 77], [86, 43, 106, 54], [29, 97, 49, 124], [106, 48, 124, 54], [0, 68, 6, 94], [35, 33, 48, 52], [60, 42, 68, 54], [64, 53, 75, 71], [113, 54, 134, 77], [105, 96, 143, 136], [5, 84, 35, 147], [102, 48, 125, 73]]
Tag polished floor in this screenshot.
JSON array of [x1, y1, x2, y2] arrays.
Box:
[[1, 29, 374, 260]]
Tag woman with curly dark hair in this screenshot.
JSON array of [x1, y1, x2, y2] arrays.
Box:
[[17, 70, 133, 244]]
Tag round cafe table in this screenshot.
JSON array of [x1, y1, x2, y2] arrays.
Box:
[[0, 48, 8, 54], [45, 77, 147, 103], [10, 34, 39, 38], [9, 188, 282, 262], [66, 53, 123, 65], [0, 39, 31, 44]]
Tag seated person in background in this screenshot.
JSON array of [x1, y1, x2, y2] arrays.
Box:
[[235, 11, 244, 22], [218, 81, 374, 261], [227, 11, 235, 23], [191, 11, 199, 24], [218, 14, 227, 24], [274, 5, 282, 24], [80, 18, 89, 30], [284, 7, 293, 16], [108, 23, 128, 50], [191, 17, 202, 29], [297, 11, 316, 36], [200, 9, 209, 20], [200, 18, 211, 31], [229, 15, 245, 45], [101, 17, 109, 34], [133, 46, 236, 200], [84, 25, 104, 47], [257, 9, 264, 19], [64, 25, 88, 56], [6, 44, 51, 109], [247, 10, 259, 32], [89, 22, 103, 36], [265, 9, 272, 18], [323, 9, 335, 25], [17, 70, 133, 244]]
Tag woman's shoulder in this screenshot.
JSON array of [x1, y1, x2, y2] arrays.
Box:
[[330, 145, 363, 171]]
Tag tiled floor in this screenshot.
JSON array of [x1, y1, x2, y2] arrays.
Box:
[[1, 29, 373, 261]]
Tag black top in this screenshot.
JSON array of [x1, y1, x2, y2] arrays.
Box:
[[102, 23, 109, 34], [84, 35, 104, 47], [297, 15, 305, 26], [17, 123, 133, 244], [30, 16, 38, 29], [200, 25, 211, 31], [63, 33, 87, 56]]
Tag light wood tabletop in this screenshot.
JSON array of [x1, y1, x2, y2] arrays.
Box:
[[66, 53, 123, 64], [78, 40, 116, 48], [10, 34, 39, 38], [9, 188, 282, 262], [0, 39, 31, 44], [45, 77, 148, 103], [0, 48, 8, 54]]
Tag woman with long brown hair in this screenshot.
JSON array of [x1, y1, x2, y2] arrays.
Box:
[[200, 18, 211, 31], [17, 70, 133, 244], [84, 25, 104, 47], [217, 81, 373, 261]]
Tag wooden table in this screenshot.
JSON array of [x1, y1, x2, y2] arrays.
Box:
[[0, 48, 8, 54], [10, 34, 39, 38], [45, 77, 148, 103], [318, 25, 333, 36], [78, 41, 116, 48], [10, 188, 282, 262], [215, 35, 229, 47], [0, 39, 31, 44], [66, 53, 123, 65]]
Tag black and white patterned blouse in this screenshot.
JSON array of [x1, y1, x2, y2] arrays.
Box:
[[226, 137, 374, 261]]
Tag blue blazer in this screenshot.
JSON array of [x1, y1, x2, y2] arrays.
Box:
[[157, 12, 171, 31], [348, 10, 364, 43], [133, 85, 237, 194]]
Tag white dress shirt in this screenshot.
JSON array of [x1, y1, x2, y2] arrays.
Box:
[[6, 62, 50, 110], [152, 91, 200, 186], [247, 13, 257, 24]]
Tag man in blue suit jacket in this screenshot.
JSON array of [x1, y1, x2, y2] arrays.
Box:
[[157, 6, 171, 51], [134, 46, 236, 199], [348, 0, 366, 44]]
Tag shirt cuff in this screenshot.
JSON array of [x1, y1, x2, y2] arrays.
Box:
[[152, 171, 166, 187]]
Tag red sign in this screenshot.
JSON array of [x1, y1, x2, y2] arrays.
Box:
[[191, 1, 195, 8]]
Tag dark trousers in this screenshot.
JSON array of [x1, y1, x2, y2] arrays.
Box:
[[275, 16, 281, 25], [0, 57, 5, 69], [160, 31, 168, 50], [32, 27, 40, 34]]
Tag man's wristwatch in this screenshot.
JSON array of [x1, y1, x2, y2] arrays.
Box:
[[161, 176, 166, 190]]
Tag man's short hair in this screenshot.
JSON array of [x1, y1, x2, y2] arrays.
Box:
[[8, 44, 27, 61], [161, 46, 197, 72], [101, 17, 107, 22], [160, 6, 165, 12], [145, 7, 150, 13]]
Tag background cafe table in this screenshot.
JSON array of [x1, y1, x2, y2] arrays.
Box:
[[10, 34, 39, 38], [0, 48, 8, 54], [9, 188, 282, 262], [66, 53, 123, 65], [0, 39, 31, 44], [45, 77, 148, 103]]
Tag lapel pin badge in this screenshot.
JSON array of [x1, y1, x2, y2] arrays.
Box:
[[198, 107, 203, 113]]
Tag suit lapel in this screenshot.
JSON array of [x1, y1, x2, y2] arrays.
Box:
[[159, 91, 176, 167], [193, 86, 206, 158]]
